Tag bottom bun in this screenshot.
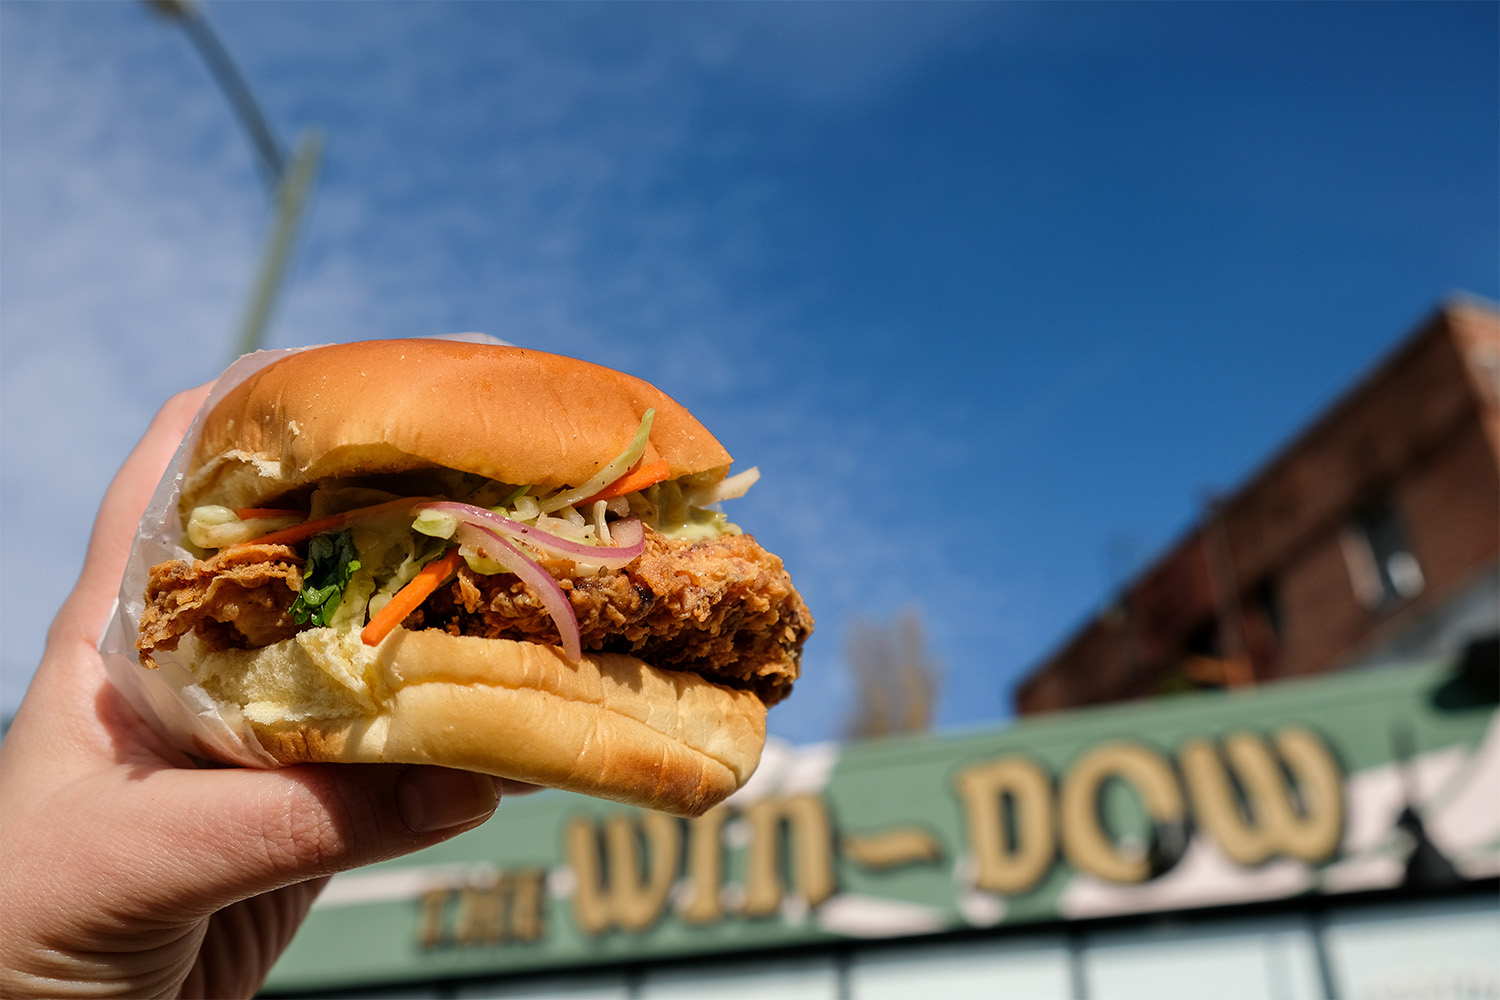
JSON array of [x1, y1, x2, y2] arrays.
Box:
[[173, 626, 767, 817]]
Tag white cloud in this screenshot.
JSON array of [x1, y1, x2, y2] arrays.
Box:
[[1, 1, 1050, 742], [678, 2, 1002, 106], [1, 5, 254, 710]]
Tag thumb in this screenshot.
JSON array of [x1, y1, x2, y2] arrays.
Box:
[[84, 763, 502, 921]]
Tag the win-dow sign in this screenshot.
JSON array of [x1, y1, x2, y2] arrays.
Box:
[[266, 659, 1500, 993]]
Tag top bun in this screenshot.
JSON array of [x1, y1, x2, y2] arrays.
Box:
[[184, 340, 733, 512]]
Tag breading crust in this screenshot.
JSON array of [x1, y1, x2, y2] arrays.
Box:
[[137, 529, 809, 702]]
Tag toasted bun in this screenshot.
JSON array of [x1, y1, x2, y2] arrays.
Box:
[[166, 340, 769, 815], [184, 340, 733, 512], [174, 625, 766, 817]]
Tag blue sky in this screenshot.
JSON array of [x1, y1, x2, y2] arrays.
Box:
[[2, 2, 1497, 742]]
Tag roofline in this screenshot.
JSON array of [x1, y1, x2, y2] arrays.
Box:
[[1015, 295, 1500, 700], [1223, 296, 1497, 514]]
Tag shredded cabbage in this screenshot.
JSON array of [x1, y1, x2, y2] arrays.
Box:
[[184, 429, 757, 643], [626, 479, 744, 541], [186, 505, 301, 549], [338, 521, 446, 628], [411, 509, 459, 539], [536, 409, 655, 513]]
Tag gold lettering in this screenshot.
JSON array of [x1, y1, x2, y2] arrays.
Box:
[[509, 868, 547, 942], [455, 877, 506, 945], [681, 808, 731, 924], [954, 757, 1054, 895], [1181, 726, 1343, 866], [611, 812, 679, 931], [415, 888, 451, 949], [743, 794, 836, 917], [842, 828, 943, 869], [567, 812, 681, 935], [1060, 742, 1185, 884], [567, 818, 611, 935], [1273, 728, 1344, 861], [415, 870, 550, 949]]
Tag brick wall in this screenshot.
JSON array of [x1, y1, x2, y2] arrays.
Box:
[[1015, 301, 1500, 715]]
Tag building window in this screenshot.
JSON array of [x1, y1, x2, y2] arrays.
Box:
[[1342, 494, 1424, 611]]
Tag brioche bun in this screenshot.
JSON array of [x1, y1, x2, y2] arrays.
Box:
[[184, 338, 733, 514], [170, 627, 765, 817], [159, 340, 782, 817]]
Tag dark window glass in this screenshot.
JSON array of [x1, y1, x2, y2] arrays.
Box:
[[1345, 494, 1424, 611]]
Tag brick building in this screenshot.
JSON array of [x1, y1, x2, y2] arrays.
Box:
[[1015, 298, 1500, 715]]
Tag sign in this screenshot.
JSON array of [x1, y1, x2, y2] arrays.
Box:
[[265, 659, 1500, 993]]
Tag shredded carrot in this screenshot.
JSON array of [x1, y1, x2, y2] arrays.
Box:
[[229, 498, 420, 550], [237, 512, 350, 549], [235, 507, 304, 520], [360, 549, 464, 647], [581, 458, 671, 505]]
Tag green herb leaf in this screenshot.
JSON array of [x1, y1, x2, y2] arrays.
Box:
[[290, 530, 362, 627]]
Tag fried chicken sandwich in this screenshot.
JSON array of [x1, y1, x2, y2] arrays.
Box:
[[133, 339, 811, 817]]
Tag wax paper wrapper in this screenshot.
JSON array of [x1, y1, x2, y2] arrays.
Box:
[[96, 335, 504, 767]]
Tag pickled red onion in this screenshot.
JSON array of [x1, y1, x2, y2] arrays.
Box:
[[452, 523, 582, 663], [419, 501, 644, 567]]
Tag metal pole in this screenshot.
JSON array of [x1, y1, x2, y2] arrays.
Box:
[[231, 128, 322, 359], [175, 12, 286, 189], [146, 0, 285, 189], [144, 0, 323, 359]]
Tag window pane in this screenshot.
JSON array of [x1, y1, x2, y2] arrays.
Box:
[[850, 937, 1072, 1000], [456, 972, 631, 999], [1321, 896, 1500, 998], [1346, 494, 1424, 610], [1084, 916, 1323, 1000], [640, 956, 838, 1000]]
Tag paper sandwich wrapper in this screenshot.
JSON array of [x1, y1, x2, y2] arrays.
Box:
[[97, 335, 506, 768]]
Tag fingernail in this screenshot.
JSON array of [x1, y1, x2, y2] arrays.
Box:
[[397, 767, 502, 834]]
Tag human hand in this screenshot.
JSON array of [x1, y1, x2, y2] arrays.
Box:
[[0, 385, 507, 999]]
